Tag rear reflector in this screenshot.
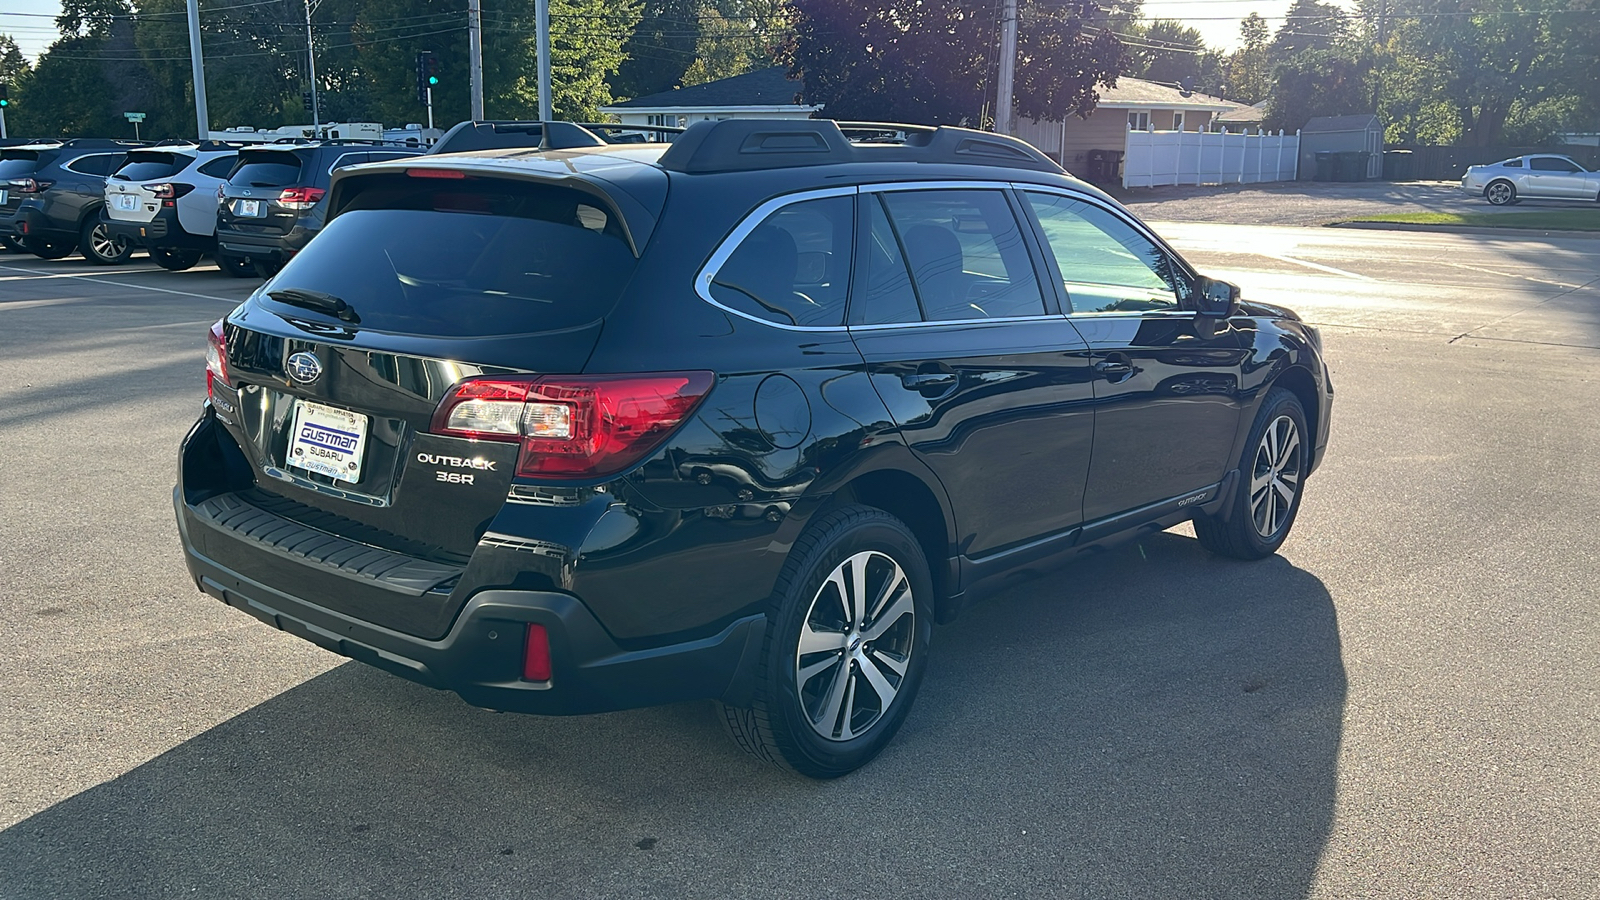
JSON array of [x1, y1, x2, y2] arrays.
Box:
[[523, 624, 552, 682], [430, 372, 714, 479]]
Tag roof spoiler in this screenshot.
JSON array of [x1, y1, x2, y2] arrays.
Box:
[[656, 119, 1062, 174]]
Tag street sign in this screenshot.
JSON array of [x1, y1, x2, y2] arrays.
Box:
[[124, 112, 146, 123]]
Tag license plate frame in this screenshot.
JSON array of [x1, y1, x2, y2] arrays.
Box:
[[114, 194, 139, 212], [287, 400, 369, 484], [234, 198, 262, 217]]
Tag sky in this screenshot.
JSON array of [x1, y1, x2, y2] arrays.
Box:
[[4, 0, 1307, 62]]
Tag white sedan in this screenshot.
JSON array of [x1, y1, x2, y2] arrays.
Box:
[[1461, 154, 1600, 206]]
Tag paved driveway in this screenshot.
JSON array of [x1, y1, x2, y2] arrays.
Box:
[[1121, 180, 1597, 226]]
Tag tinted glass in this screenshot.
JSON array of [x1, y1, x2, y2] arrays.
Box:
[[1530, 157, 1580, 172], [0, 155, 45, 179], [879, 189, 1045, 321], [113, 153, 188, 181], [709, 194, 853, 327], [230, 154, 304, 187], [197, 157, 236, 178], [67, 154, 118, 176], [1503, 158, 1523, 168], [264, 178, 636, 338], [852, 194, 923, 325], [1025, 192, 1190, 314]]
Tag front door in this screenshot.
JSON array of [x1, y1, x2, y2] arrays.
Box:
[[849, 186, 1096, 559], [1019, 189, 1247, 523]]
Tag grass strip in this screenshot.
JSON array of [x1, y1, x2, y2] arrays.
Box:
[[1346, 209, 1600, 231]]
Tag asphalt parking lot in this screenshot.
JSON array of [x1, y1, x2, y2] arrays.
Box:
[[2, 227, 1598, 899]]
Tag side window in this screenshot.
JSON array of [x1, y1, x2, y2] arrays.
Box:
[[327, 152, 369, 174], [1024, 192, 1191, 314], [1503, 158, 1523, 168], [68, 154, 117, 176], [198, 157, 236, 179], [708, 194, 854, 327], [1531, 157, 1580, 173], [851, 194, 923, 325], [878, 189, 1046, 322]]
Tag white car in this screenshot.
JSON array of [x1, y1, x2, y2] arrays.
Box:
[[103, 141, 253, 271], [1460, 154, 1600, 206]]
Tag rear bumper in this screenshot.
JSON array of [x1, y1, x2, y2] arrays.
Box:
[[1, 204, 59, 239], [215, 222, 314, 262], [104, 208, 211, 250], [174, 487, 766, 715]]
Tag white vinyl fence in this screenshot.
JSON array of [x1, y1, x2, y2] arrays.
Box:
[[1123, 127, 1300, 188]]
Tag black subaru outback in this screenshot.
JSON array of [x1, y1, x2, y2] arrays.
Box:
[[175, 119, 1332, 777]]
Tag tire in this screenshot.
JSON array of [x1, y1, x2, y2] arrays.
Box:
[[23, 235, 76, 259], [720, 505, 933, 778], [1193, 386, 1309, 560], [81, 217, 133, 265], [1, 235, 24, 253], [150, 248, 202, 271], [1484, 180, 1516, 206], [216, 252, 257, 278]]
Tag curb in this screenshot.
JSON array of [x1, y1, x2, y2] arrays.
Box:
[[1327, 221, 1600, 239]]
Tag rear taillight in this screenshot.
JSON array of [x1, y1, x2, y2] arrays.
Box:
[[430, 372, 715, 479], [278, 186, 325, 209], [10, 178, 52, 194], [523, 624, 552, 682], [205, 319, 228, 399], [152, 182, 194, 202]]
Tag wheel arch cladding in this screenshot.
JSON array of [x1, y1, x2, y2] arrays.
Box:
[[833, 469, 953, 614], [1272, 365, 1320, 460]]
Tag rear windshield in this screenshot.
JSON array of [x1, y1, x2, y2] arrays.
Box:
[[262, 177, 637, 337], [113, 152, 189, 181], [229, 153, 304, 187], [0, 153, 49, 179]]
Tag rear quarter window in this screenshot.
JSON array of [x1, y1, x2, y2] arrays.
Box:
[[707, 194, 855, 327], [260, 176, 638, 338], [66, 154, 120, 176]]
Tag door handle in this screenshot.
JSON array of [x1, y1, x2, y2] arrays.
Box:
[[1094, 360, 1133, 377], [902, 372, 958, 390]]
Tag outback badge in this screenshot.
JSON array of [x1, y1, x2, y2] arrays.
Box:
[[286, 352, 323, 385]]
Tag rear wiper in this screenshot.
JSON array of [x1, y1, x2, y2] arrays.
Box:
[[267, 287, 361, 324]]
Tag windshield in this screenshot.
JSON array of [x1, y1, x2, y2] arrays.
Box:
[[261, 178, 638, 338]]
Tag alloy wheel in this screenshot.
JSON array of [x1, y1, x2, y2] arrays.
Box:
[[89, 223, 128, 260], [794, 550, 916, 742], [1486, 182, 1514, 205], [1250, 415, 1301, 538]]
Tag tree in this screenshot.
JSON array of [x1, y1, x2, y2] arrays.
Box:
[[785, 0, 1124, 126], [1226, 13, 1271, 104], [1269, 0, 1349, 63], [1123, 19, 1217, 92], [683, 0, 789, 86], [1264, 49, 1372, 132], [611, 0, 702, 99]]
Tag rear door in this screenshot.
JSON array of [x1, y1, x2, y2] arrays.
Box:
[[847, 184, 1096, 558], [178, 154, 239, 236], [1019, 189, 1246, 524], [52, 152, 122, 229]]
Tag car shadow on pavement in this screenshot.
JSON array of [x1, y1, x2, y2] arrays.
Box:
[[0, 532, 1345, 900]]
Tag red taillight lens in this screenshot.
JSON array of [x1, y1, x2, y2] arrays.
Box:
[[151, 182, 194, 200], [205, 319, 228, 398], [278, 186, 326, 209], [407, 168, 467, 179], [523, 624, 552, 682], [430, 372, 715, 479], [11, 178, 52, 194]]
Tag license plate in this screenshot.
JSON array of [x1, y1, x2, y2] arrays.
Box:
[[114, 194, 139, 211], [234, 199, 262, 217], [288, 400, 369, 483]]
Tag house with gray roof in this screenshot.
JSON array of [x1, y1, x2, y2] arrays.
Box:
[[1014, 78, 1245, 180]]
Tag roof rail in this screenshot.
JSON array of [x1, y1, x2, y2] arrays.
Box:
[[656, 119, 1061, 174], [429, 120, 607, 155], [62, 138, 147, 149]]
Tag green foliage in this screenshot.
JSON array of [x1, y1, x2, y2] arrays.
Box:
[[611, 0, 702, 99], [1264, 49, 1372, 132], [785, 0, 1125, 125], [1226, 13, 1271, 104], [683, 0, 788, 86], [1122, 19, 1222, 95]]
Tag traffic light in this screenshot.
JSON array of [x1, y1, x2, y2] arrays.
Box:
[[302, 91, 314, 112], [0, 83, 9, 109], [415, 51, 439, 104]]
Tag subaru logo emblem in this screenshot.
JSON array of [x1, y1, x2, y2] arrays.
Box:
[[286, 352, 322, 384], [241, 189, 251, 196]]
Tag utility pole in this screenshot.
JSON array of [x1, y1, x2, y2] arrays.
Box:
[[468, 0, 484, 121], [186, 0, 209, 139], [995, 0, 1018, 135], [304, 0, 321, 135], [535, 0, 552, 121]]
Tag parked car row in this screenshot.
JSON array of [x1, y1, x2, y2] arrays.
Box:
[[0, 137, 424, 273]]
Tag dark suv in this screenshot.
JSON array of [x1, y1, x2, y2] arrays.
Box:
[[214, 141, 423, 278], [175, 120, 1332, 777], [1, 138, 146, 263]]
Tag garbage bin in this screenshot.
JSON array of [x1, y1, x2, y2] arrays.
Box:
[[1337, 150, 1371, 182], [1382, 149, 1415, 181], [1314, 150, 1336, 182], [1086, 149, 1108, 182]]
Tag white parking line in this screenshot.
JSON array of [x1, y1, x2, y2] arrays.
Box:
[[0, 264, 240, 303], [1258, 254, 1377, 281]]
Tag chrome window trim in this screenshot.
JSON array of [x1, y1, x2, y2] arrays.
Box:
[[1013, 183, 1198, 319], [695, 180, 1077, 333], [64, 153, 116, 176]]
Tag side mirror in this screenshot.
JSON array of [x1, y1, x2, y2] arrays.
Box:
[[1195, 276, 1241, 317]]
